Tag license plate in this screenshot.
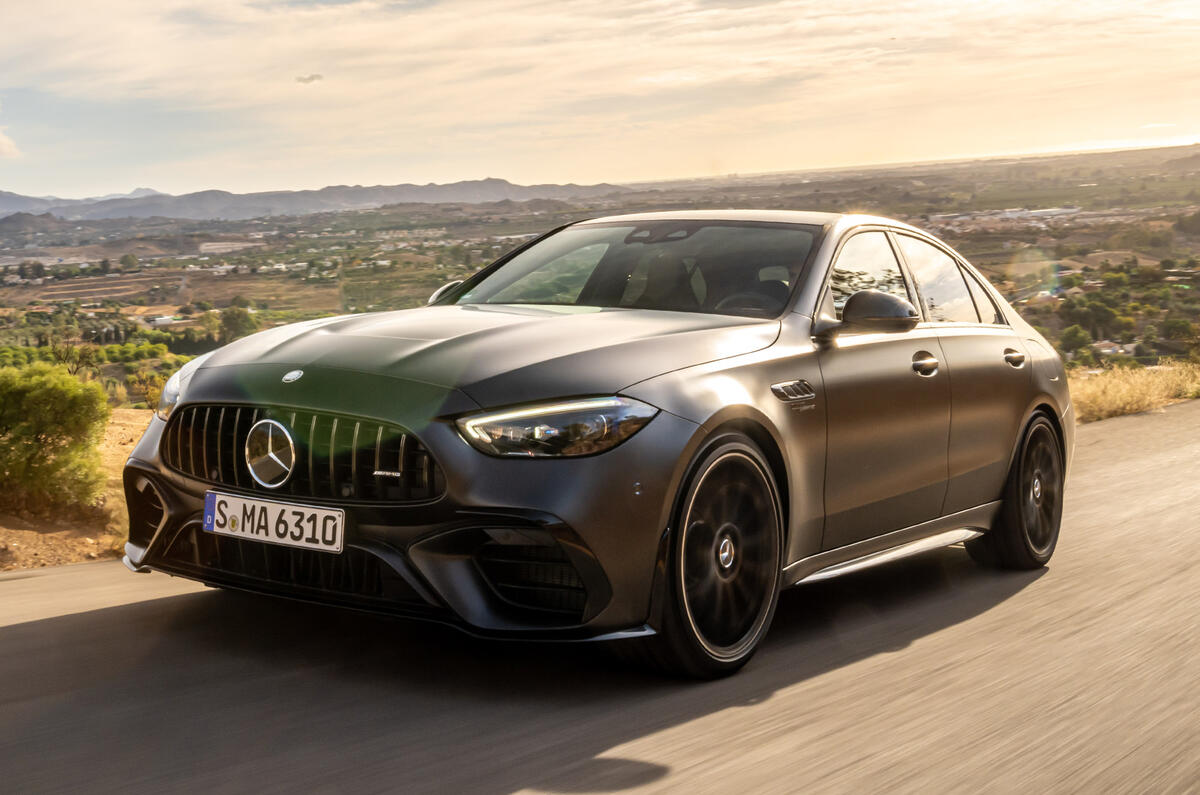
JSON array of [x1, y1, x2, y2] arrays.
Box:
[[203, 492, 345, 554]]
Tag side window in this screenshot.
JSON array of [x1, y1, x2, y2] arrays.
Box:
[[896, 235, 979, 323], [962, 266, 1004, 324], [828, 231, 911, 318]]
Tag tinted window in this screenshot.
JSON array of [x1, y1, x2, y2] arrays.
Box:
[[896, 235, 978, 323], [962, 267, 1003, 324], [829, 231, 910, 317], [457, 221, 818, 318]]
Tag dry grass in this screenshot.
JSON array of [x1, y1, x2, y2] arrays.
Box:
[[1069, 361, 1200, 423]]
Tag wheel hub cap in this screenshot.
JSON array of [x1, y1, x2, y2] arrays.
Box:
[[1032, 475, 1043, 503], [717, 536, 736, 570]]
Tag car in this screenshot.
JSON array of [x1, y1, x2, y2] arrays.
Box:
[[122, 210, 1072, 677]]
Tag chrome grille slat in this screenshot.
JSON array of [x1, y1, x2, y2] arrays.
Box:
[[162, 403, 442, 504], [328, 417, 338, 498], [350, 421, 360, 490], [231, 408, 243, 487], [216, 407, 225, 482], [374, 425, 383, 499], [308, 414, 317, 494], [201, 407, 211, 479]]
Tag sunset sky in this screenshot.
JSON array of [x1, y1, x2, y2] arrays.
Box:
[[2, 0, 1199, 197]]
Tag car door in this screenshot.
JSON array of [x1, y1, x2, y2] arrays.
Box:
[[817, 229, 951, 550], [893, 233, 1033, 514]]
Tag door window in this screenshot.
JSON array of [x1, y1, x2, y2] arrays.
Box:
[[962, 266, 1004, 324], [896, 236, 979, 323], [829, 232, 911, 318]]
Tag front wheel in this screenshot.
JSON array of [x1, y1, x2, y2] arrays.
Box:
[[968, 414, 1064, 570], [624, 434, 784, 678]]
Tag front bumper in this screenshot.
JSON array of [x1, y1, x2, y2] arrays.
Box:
[[123, 405, 700, 640]]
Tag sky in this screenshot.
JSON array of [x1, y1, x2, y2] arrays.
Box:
[[1, 0, 1199, 198]]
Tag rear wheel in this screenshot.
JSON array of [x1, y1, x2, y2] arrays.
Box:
[[967, 415, 1064, 570], [623, 434, 783, 678]]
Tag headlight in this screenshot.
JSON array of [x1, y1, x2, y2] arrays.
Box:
[[155, 351, 214, 421], [156, 370, 182, 421], [456, 396, 659, 458]]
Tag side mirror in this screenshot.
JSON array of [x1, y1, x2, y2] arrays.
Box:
[[427, 280, 463, 305], [817, 290, 919, 342]]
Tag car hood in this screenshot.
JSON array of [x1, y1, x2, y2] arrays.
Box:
[[202, 304, 779, 407]]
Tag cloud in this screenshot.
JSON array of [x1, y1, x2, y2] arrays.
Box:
[[1141, 123, 1177, 129], [0, 102, 19, 158], [0, 129, 18, 159], [0, 0, 1199, 192]]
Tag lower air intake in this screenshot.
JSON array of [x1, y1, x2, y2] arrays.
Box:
[[156, 523, 420, 606], [474, 541, 587, 619]]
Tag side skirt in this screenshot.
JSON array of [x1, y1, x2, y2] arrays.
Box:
[[783, 501, 1000, 587]]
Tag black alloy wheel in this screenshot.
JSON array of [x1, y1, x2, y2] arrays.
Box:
[[968, 415, 1064, 570], [624, 434, 783, 678]]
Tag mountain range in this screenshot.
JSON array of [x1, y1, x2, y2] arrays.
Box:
[[0, 178, 626, 222]]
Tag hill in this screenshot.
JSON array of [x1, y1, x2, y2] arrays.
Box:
[[0, 178, 628, 222], [0, 212, 73, 235]]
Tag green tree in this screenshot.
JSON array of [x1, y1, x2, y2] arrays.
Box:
[[220, 307, 259, 343], [49, 338, 101, 376], [1163, 318, 1195, 340], [119, 253, 138, 268], [1059, 324, 1093, 354]]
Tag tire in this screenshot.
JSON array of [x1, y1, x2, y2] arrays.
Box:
[[618, 433, 784, 678], [967, 414, 1064, 570]]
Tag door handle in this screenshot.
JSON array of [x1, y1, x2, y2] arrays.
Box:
[[912, 351, 939, 377], [1003, 348, 1026, 367]]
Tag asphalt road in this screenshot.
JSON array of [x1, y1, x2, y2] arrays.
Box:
[[3, 403, 1199, 794]]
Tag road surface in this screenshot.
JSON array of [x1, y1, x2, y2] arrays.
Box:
[[2, 402, 1198, 793]]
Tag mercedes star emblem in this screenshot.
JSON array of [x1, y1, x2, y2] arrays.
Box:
[[244, 419, 296, 488]]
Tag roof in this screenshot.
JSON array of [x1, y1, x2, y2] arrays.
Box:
[[575, 209, 845, 227], [573, 209, 929, 236]]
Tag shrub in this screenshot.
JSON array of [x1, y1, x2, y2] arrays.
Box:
[[0, 363, 110, 513], [127, 371, 166, 407], [1069, 361, 1200, 422]]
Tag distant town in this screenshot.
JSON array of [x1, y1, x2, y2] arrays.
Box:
[[1, 142, 1199, 408]]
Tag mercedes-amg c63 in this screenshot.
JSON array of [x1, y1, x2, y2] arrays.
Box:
[[123, 211, 1071, 677]]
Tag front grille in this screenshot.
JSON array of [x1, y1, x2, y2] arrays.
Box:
[[157, 523, 420, 604], [162, 404, 444, 503], [475, 542, 587, 618]]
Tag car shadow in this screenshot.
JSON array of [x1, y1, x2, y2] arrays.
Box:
[[1, 546, 1042, 793]]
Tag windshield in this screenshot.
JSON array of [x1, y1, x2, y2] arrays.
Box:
[[454, 221, 819, 318]]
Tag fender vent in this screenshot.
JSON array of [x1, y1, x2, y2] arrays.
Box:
[[770, 379, 816, 402]]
